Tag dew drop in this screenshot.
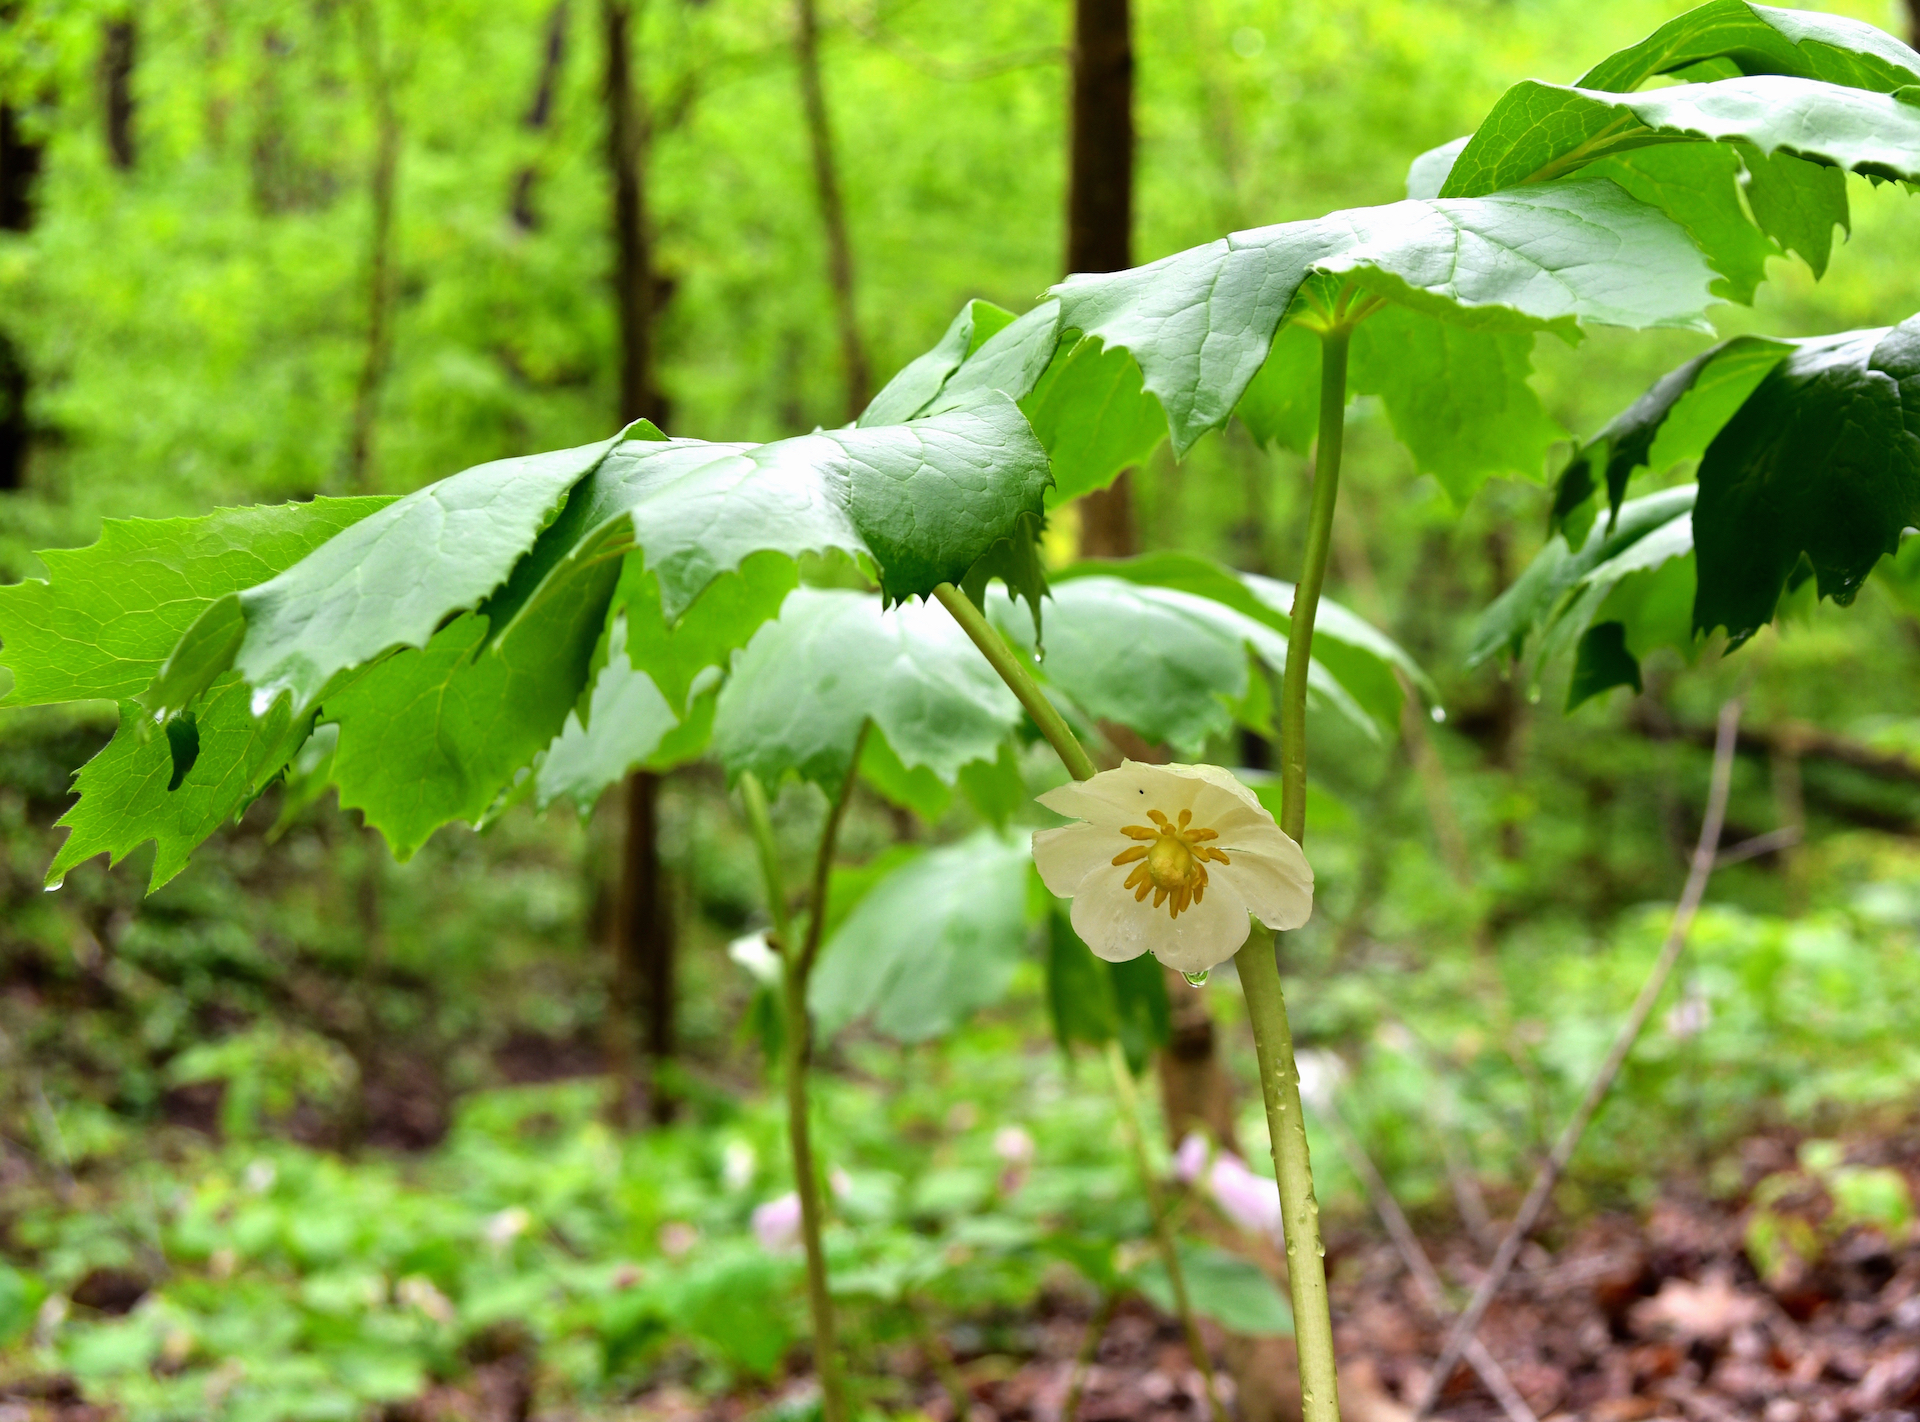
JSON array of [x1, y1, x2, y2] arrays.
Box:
[[1526, 686, 1543, 705], [1182, 969, 1210, 987], [1430, 704, 1447, 723], [44, 880, 62, 892]]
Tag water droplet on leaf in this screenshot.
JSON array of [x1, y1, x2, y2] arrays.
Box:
[[1430, 704, 1446, 723], [1182, 969, 1210, 987]]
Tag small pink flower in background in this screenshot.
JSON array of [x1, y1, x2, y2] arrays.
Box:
[[752, 1193, 803, 1252], [658, 1221, 699, 1258], [1208, 1153, 1283, 1239], [1173, 1131, 1211, 1185], [994, 1125, 1035, 1167]]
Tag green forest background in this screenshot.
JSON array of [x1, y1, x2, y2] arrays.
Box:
[[6, 0, 1920, 1417]]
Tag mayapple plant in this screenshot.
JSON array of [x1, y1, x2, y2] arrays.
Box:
[[5, 5, 1920, 1420]]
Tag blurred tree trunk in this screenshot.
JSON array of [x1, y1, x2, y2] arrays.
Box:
[[1909, 0, 1919, 54], [510, 2, 571, 230], [345, 0, 401, 492], [793, 0, 871, 420], [603, 0, 677, 1126], [0, 100, 37, 491], [101, 14, 137, 171], [1067, 0, 1136, 558]]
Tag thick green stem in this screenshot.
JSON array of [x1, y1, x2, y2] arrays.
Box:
[[1234, 324, 1352, 1422], [1279, 325, 1348, 844], [1106, 1042, 1226, 1422], [737, 762, 861, 1422], [1237, 926, 1338, 1421], [933, 582, 1099, 782]]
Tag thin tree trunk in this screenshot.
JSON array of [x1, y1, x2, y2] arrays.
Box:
[[101, 15, 137, 170], [793, 0, 870, 420], [1067, 0, 1135, 558], [2, 93, 41, 490], [511, 2, 571, 230], [603, 0, 676, 1126], [1908, 0, 1919, 54], [345, 0, 401, 492], [1, 103, 43, 231]]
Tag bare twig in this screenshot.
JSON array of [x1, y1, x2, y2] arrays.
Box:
[[1412, 697, 1744, 1418], [1062, 1290, 1119, 1422], [1322, 1106, 1537, 1422], [1715, 824, 1801, 869]]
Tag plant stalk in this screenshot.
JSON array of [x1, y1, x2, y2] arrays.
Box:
[[1105, 1041, 1226, 1422], [738, 759, 862, 1422], [933, 583, 1099, 781], [1232, 324, 1352, 1422]]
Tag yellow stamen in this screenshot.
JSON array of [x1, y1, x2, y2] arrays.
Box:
[[1117, 806, 1228, 921]]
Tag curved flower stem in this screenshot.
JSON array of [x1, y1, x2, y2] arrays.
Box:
[[932, 583, 1099, 782], [1106, 1041, 1227, 1422], [739, 747, 867, 1422], [1232, 323, 1353, 1422]]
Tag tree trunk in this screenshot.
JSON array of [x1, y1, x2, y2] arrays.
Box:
[[1909, 0, 1919, 54], [603, 0, 676, 1126], [101, 15, 137, 171], [1067, 0, 1136, 560], [511, 2, 571, 231], [345, 0, 401, 493], [1, 103, 43, 232], [793, 0, 870, 420], [1, 102, 39, 489]]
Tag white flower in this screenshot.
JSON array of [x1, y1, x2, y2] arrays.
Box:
[[1031, 761, 1313, 975], [993, 1125, 1036, 1167]]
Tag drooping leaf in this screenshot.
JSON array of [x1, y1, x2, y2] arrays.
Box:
[[1134, 1242, 1294, 1337], [711, 588, 1022, 794], [1568, 621, 1645, 707], [1693, 316, 1920, 644], [1551, 334, 1796, 537], [810, 831, 1033, 1042], [1586, 143, 1785, 300], [230, 432, 648, 719], [0, 497, 390, 709], [47, 682, 313, 892], [1442, 77, 1920, 200], [1470, 484, 1697, 668], [1575, 1, 1920, 96]]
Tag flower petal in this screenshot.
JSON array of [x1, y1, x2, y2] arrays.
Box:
[[1220, 837, 1314, 931], [1036, 760, 1185, 826], [1067, 859, 1252, 974], [1031, 822, 1122, 898]]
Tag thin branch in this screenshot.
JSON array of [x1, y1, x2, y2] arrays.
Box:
[[849, 6, 1065, 81], [1412, 696, 1744, 1418], [1321, 1104, 1537, 1422]]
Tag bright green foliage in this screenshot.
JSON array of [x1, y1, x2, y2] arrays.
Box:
[[712, 588, 1022, 795], [1136, 1241, 1295, 1337], [1574, 0, 1920, 94], [1021, 336, 1170, 505], [809, 831, 1032, 1042], [0, 498, 391, 709], [1443, 80, 1920, 199], [47, 684, 315, 891]]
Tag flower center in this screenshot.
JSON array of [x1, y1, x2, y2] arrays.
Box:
[[1111, 807, 1232, 920]]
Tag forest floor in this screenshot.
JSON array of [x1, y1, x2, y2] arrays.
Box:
[[5, 1126, 1917, 1422]]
